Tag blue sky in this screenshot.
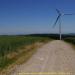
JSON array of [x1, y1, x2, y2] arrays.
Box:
[[0, 0, 75, 35]]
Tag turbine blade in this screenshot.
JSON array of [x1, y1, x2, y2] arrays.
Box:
[[53, 15, 60, 28], [56, 9, 61, 14]]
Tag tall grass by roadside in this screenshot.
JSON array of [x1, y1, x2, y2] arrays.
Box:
[[0, 35, 51, 70]]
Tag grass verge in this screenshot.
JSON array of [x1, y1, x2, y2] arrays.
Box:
[[64, 37, 75, 49]]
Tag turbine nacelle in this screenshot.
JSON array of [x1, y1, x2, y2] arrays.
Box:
[[56, 9, 75, 16]]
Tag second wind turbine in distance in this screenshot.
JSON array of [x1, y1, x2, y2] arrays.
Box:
[[53, 9, 75, 40]]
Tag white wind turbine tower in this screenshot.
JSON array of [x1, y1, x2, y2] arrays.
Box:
[[53, 9, 74, 40]]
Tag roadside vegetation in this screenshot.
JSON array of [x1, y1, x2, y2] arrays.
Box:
[[64, 37, 75, 45], [0, 35, 51, 73]]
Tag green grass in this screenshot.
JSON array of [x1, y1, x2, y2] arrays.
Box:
[[64, 37, 75, 44], [0, 35, 51, 70]]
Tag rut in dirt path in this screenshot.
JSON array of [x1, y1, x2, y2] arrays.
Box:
[[10, 40, 75, 75]]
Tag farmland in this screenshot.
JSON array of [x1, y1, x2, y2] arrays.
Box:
[[0, 35, 51, 70]]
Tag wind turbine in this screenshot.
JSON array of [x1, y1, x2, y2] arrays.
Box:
[[53, 9, 74, 40]]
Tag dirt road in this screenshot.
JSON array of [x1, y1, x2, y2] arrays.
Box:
[[10, 40, 75, 75]]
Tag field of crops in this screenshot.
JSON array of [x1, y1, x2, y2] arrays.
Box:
[[0, 35, 50, 69]]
